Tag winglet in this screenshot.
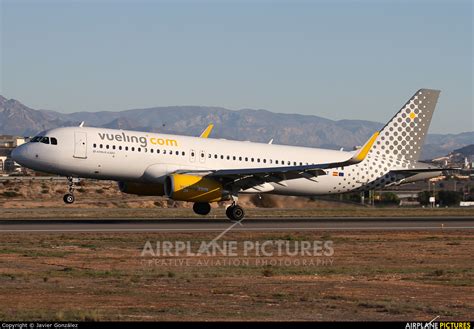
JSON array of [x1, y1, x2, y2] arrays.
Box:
[[349, 131, 379, 163], [199, 123, 214, 138], [79, 121, 85, 128]]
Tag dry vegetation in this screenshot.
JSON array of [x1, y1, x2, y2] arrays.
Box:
[[1, 178, 473, 219], [1, 179, 473, 321], [0, 231, 472, 321]]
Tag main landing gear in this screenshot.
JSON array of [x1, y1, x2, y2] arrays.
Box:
[[193, 202, 211, 215], [225, 202, 245, 222], [63, 177, 76, 204], [192, 201, 245, 221]]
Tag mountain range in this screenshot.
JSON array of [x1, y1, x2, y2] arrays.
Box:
[[0, 95, 472, 160]]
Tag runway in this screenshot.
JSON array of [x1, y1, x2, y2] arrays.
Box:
[[1, 217, 473, 232]]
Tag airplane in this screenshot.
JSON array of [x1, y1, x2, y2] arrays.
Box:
[[11, 89, 444, 221]]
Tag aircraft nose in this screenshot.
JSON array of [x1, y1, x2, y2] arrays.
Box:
[[11, 145, 28, 165]]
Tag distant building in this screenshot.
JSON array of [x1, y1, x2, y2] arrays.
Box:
[[0, 135, 27, 173], [0, 156, 6, 172], [0, 135, 26, 148]]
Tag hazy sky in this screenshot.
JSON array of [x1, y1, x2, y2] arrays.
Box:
[[1, 0, 472, 133]]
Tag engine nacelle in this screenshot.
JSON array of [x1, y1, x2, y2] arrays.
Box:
[[164, 174, 230, 202], [118, 181, 164, 196]]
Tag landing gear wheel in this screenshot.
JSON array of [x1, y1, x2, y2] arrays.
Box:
[[193, 202, 211, 216], [63, 193, 75, 204], [225, 205, 233, 219], [63, 176, 77, 204], [226, 205, 245, 222]]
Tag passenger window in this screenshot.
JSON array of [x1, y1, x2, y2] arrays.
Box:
[[40, 137, 50, 144], [214, 154, 217, 159], [245, 157, 248, 162], [119, 146, 122, 150], [226, 155, 230, 160], [150, 149, 154, 153], [93, 143, 97, 148], [276, 160, 279, 164], [263, 159, 266, 163], [293, 162, 296, 166], [112, 145, 116, 150], [257, 158, 260, 163], [137, 148, 141, 152], [201, 153, 205, 158], [239, 157, 242, 161], [176, 151, 179, 155], [106, 145, 109, 149], [220, 155, 224, 160], [287, 161, 291, 165], [251, 158, 254, 162], [125, 146, 129, 151], [100, 144, 103, 149], [191, 152, 195, 157], [51, 138, 58, 145], [233, 156, 236, 160], [163, 150, 166, 154], [157, 149, 160, 154], [182, 151, 185, 156], [208, 154, 212, 158]]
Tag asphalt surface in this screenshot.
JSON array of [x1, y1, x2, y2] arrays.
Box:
[[0, 217, 473, 232]]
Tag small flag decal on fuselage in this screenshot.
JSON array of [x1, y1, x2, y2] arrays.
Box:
[[332, 171, 344, 177]]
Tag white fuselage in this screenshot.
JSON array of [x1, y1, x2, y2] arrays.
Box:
[[12, 126, 386, 196], [12, 89, 444, 203]]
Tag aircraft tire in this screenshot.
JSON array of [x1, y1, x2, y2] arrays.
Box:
[[193, 202, 211, 215], [63, 193, 75, 204]]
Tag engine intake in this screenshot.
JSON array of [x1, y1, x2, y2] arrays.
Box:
[[164, 174, 230, 202]]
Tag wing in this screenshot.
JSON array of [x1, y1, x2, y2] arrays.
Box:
[[175, 131, 379, 190]]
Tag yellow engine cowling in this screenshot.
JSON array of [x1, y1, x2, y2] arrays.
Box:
[[118, 181, 164, 196], [164, 174, 230, 202]]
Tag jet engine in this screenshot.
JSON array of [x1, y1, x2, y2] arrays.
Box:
[[118, 181, 164, 196], [164, 174, 230, 202]]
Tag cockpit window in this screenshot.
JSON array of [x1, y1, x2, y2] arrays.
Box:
[[40, 137, 50, 144], [30, 135, 58, 145]]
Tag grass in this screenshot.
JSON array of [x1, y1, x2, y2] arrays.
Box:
[[1, 203, 474, 219], [0, 231, 472, 321], [2, 191, 20, 197]]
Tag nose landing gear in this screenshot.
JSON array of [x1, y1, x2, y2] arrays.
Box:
[[63, 177, 77, 204]]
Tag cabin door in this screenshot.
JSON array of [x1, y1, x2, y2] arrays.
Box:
[[74, 131, 87, 159]]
